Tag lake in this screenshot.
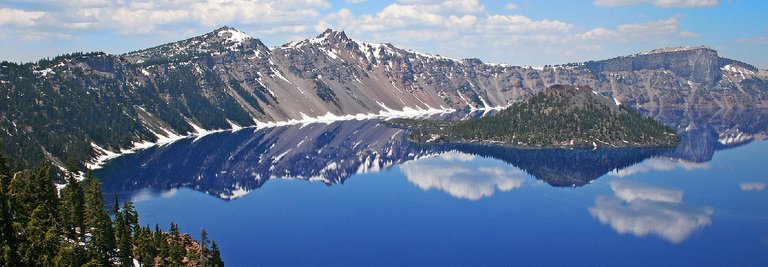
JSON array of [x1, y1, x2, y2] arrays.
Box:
[[95, 108, 768, 266]]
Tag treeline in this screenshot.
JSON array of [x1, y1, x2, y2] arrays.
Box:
[[409, 85, 679, 148], [0, 155, 224, 266], [0, 49, 265, 171]]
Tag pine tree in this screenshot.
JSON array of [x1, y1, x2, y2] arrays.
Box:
[[168, 223, 185, 266], [209, 241, 224, 267], [135, 225, 156, 266], [59, 169, 85, 241], [83, 170, 116, 265], [54, 241, 87, 267], [200, 228, 210, 266], [21, 206, 60, 266], [0, 154, 17, 266], [114, 196, 134, 267]]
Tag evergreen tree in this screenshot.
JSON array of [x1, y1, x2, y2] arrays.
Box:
[[209, 241, 224, 267], [0, 154, 16, 266], [59, 167, 85, 241], [54, 240, 87, 267], [200, 228, 210, 266], [0, 154, 225, 266], [167, 223, 185, 266], [135, 225, 156, 266], [83, 170, 116, 265], [21, 205, 60, 266], [114, 196, 134, 267]]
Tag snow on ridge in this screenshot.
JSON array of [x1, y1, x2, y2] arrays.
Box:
[[721, 64, 755, 79], [718, 131, 751, 145], [217, 28, 251, 50], [409, 50, 462, 63], [87, 100, 515, 171]]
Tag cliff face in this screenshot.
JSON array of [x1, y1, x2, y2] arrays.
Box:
[[1, 26, 767, 167], [585, 47, 721, 86]]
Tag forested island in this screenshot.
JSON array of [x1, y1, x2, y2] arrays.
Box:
[[0, 154, 224, 266], [391, 85, 679, 148]]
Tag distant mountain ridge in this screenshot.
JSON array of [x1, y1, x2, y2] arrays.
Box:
[[1, 26, 766, 169]]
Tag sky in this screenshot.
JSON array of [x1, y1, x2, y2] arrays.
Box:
[[0, 0, 766, 68]]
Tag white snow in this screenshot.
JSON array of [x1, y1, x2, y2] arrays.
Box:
[[89, 103, 501, 170], [718, 131, 751, 145], [220, 186, 251, 200], [721, 64, 755, 79], [33, 68, 55, 77], [218, 28, 251, 50], [456, 91, 476, 109], [227, 119, 243, 131], [271, 67, 292, 84]]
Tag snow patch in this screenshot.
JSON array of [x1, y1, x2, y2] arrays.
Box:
[[218, 28, 251, 50]]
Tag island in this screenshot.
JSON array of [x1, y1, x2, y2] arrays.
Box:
[[390, 85, 679, 148]]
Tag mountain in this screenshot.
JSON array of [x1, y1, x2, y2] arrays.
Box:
[[404, 84, 679, 148], [1, 26, 766, 169]]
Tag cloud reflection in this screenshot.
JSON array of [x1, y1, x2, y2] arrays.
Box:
[[608, 158, 710, 177], [740, 182, 766, 191], [589, 180, 713, 244], [400, 151, 526, 200]]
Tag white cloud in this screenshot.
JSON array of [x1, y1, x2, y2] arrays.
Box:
[[578, 18, 680, 41], [345, 0, 367, 3], [0, 8, 46, 26], [400, 151, 526, 200], [679, 31, 700, 37], [737, 36, 768, 45], [1, 0, 331, 36], [484, 15, 572, 33], [740, 182, 766, 192], [594, 0, 720, 8], [589, 180, 714, 244], [17, 31, 74, 41], [0, 0, 717, 66]]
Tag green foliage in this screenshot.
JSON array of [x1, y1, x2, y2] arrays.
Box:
[[409, 85, 679, 148], [84, 171, 116, 265], [0, 155, 225, 266]]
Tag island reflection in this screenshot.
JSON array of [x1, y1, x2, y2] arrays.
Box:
[[95, 108, 768, 202]]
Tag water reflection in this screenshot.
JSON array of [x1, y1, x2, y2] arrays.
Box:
[[608, 158, 710, 177], [589, 180, 714, 244], [399, 152, 526, 200], [95, 108, 768, 201], [739, 182, 766, 192], [429, 144, 667, 187]]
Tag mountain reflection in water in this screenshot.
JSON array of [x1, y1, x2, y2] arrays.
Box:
[[96, 108, 768, 202]]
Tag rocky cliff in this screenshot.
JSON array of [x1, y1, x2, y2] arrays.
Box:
[[1, 26, 766, 168]]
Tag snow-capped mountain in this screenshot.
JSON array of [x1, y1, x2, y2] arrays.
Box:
[[1, 26, 766, 169]]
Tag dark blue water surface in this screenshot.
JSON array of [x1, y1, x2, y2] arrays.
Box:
[[96, 109, 768, 266]]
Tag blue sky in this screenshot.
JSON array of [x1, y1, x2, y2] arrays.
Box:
[[0, 0, 766, 68]]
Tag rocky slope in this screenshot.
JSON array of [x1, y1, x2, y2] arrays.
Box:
[[1, 26, 766, 168]]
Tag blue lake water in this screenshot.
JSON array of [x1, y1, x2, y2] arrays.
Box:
[[96, 109, 768, 266]]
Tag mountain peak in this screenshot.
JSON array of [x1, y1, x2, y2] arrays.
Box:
[[213, 26, 252, 46], [311, 28, 350, 45]]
